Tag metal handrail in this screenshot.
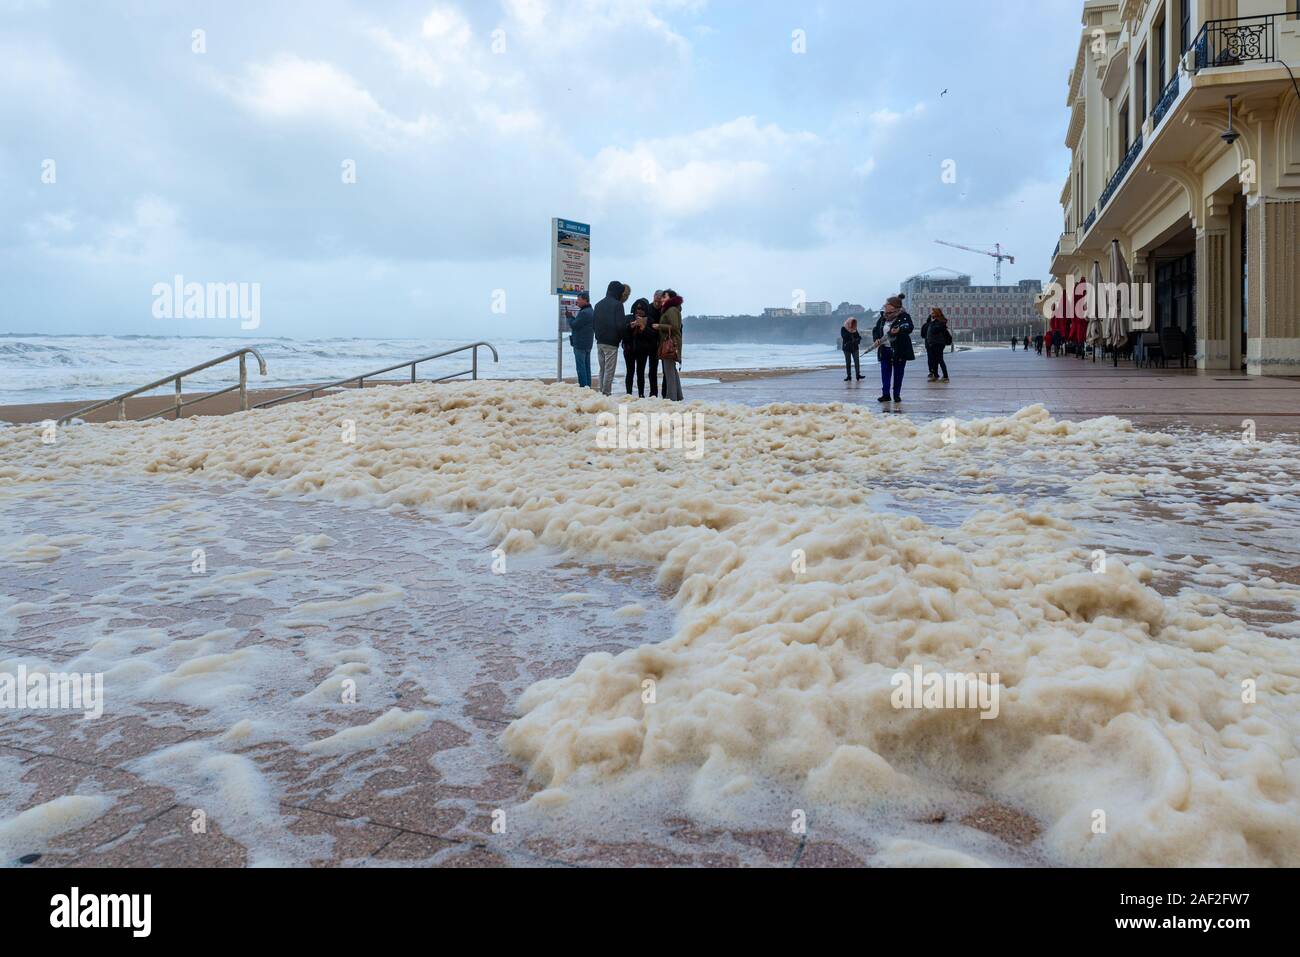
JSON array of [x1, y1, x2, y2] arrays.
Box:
[[1191, 14, 1280, 72], [57, 348, 268, 426], [253, 341, 499, 410], [1152, 72, 1180, 128], [1099, 133, 1143, 211]]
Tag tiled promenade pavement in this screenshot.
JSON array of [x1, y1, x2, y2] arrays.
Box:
[[1, 478, 885, 867], [690, 347, 1300, 437]]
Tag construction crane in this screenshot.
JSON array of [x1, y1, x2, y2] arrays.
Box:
[[935, 241, 1016, 285]]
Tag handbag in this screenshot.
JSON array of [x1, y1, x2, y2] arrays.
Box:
[[658, 336, 678, 363]]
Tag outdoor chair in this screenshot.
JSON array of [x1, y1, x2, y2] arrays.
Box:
[[1160, 327, 1186, 368], [1138, 332, 1163, 368]]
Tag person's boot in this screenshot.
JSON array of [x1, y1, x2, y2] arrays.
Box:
[[877, 394, 891, 403]]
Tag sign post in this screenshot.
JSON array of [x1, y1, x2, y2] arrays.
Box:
[[551, 218, 590, 383]]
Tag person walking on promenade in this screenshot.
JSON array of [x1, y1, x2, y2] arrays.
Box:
[[872, 295, 915, 404], [1010, 336, 1017, 351], [594, 280, 629, 396], [653, 289, 684, 402], [1023, 335, 1031, 352], [567, 292, 595, 388], [841, 316, 863, 381], [626, 298, 654, 397], [923, 307, 952, 382]]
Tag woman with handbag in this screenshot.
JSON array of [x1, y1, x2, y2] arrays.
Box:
[[653, 289, 684, 402]]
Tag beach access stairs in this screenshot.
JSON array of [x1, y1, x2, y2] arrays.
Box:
[[55, 341, 499, 426]]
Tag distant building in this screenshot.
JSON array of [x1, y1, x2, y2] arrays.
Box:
[[835, 302, 866, 316], [900, 269, 1043, 331], [763, 307, 795, 318], [803, 301, 833, 316]]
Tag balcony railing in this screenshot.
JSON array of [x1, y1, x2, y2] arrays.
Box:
[[1083, 207, 1097, 233], [1053, 239, 1061, 261], [1152, 72, 1180, 128], [1191, 14, 1279, 72], [1099, 134, 1143, 211]]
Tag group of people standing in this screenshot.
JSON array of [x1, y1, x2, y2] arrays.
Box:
[[566, 282, 685, 401], [839, 294, 955, 403]]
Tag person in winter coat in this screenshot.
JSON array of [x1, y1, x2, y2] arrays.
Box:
[[642, 291, 665, 398], [923, 308, 952, 381], [871, 294, 915, 404], [593, 280, 629, 396], [841, 317, 864, 381], [625, 298, 653, 397], [652, 290, 684, 402], [567, 292, 595, 388]]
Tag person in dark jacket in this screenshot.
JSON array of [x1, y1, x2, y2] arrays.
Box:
[[567, 292, 595, 388], [871, 295, 915, 404], [625, 298, 653, 397], [593, 280, 629, 396], [642, 291, 665, 397], [923, 308, 952, 381], [841, 317, 863, 381]]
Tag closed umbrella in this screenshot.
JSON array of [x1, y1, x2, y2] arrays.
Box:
[[1108, 239, 1132, 366], [1086, 261, 1105, 361]]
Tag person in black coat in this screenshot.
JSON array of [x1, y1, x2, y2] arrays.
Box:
[[921, 308, 952, 381], [625, 298, 655, 397], [871, 295, 915, 404], [840, 317, 864, 381], [642, 290, 665, 397]]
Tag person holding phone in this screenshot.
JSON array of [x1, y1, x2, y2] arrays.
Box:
[[872, 294, 915, 404]]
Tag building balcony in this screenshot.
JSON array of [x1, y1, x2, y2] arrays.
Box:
[[1050, 232, 1079, 276], [1190, 13, 1283, 72], [1151, 72, 1180, 129], [1099, 134, 1143, 212], [1070, 12, 1300, 261]]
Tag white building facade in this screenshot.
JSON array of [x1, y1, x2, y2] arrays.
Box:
[[1050, 0, 1300, 375]]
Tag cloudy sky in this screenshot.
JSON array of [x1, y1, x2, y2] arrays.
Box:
[[2, 0, 1079, 339]]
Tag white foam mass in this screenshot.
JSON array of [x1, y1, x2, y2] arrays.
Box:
[[4, 380, 1299, 866], [0, 795, 116, 860]]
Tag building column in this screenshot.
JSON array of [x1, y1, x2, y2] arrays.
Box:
[[1248, 196, 1300, 376], [1195, 195, 1233, 370]]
